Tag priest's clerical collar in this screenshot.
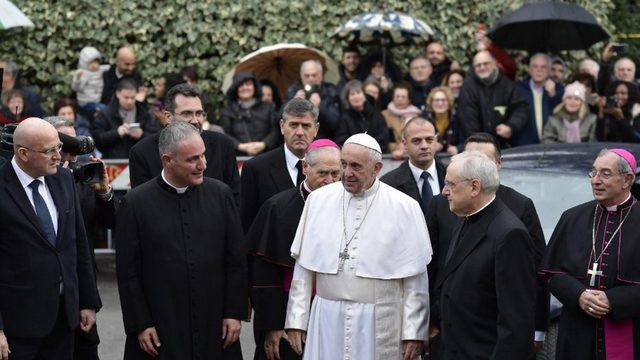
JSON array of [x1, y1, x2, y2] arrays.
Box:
[[347, 178, 380, 198], [602, 193, 633, 212], [161, 170, 189, 194], [466, 195, 496, 220]]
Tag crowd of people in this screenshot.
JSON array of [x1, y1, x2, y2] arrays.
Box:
[[0, 26, 639, 360]]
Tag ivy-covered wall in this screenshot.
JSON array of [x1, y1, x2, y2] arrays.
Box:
[[0, 0, 616, 114]]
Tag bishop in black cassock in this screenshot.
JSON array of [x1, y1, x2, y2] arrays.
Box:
[[541, 148, 640, 359], [116, 122, 247, 359], [248, 139, 342, 360]]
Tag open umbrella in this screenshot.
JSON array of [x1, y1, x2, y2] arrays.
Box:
[[488, 1, 609, 52], [333, 10, 435, 46], [0, 0, 34, 30], [333, 10, 435, 68], [222, 43, 339, 99]]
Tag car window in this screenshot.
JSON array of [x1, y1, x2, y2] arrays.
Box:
[[500, 169, 593, 242]]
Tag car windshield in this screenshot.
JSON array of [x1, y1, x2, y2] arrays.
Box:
[[500, 169, 593, 242]]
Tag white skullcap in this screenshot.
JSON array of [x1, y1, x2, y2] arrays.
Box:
[[344, 133, 381, 153]]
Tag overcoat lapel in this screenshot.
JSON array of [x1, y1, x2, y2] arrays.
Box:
[[46, 175, 67, 248]]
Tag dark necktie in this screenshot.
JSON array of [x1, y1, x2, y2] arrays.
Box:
[[296, 160, 305, 186], [420, 171, 433, 209], [29, 180, 56, 246]]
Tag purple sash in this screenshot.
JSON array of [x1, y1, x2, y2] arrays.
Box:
[[605, 318, 634, 359]]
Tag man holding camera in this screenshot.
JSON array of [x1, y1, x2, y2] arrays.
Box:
[[597, 42, 637, 95], [0, 117, 100, 360], [285, 60, 341, 140], [45, 116, 116, 360]]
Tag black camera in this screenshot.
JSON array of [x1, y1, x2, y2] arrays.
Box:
[[0, 124, 17, 159], [606, 96, 618, 108], [303, 84, 321, 99], [57, 132, 95, 155], [68, 161, 104, 184]]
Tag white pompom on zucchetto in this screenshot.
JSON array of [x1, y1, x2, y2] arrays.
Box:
[[344, 133, 382, 153]]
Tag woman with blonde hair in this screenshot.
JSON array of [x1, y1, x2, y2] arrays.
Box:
[[541, 81, 596, 143], [424, 86, 459, 154]]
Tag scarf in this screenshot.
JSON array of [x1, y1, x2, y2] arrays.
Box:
[[560, 109, 582, 143], [434, 113, 450, 136], [119, 106, 136, 124], [386, 102, 421, 121]]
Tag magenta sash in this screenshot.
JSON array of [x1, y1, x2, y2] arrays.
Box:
[[605, 318, 634, 360]]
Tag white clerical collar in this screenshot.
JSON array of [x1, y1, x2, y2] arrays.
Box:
[[605, 193, 632, 212], [11, 156, 45, 190], [408, 159, 437, 185], [283, 145, 302, 171], [466, 195, 496, 218], [303, 181, 311, 193], [347, 178, 380, 198], [161, 170, 188, 194]]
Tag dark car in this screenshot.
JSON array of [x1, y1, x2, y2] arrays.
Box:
[[499, 143, 640, 360]]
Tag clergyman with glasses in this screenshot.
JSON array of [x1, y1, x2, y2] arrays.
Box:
[[541, 148, 640, 359], [0, 117, 100, 360], [285, 133, 431, 360], [128, 83, 240, 203]]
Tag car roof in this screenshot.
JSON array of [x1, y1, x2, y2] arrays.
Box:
[[501, 143, 640, 175]]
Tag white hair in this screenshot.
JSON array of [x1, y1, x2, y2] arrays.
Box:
[[450, 150, 499, 194], [300, 60, 323, 76], [305, 146, 340, 167], [529, 53, 551, 72]]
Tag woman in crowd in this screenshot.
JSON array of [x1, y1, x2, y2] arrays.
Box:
[[54, 97, 93, 137], [150, 73, 184, 130], [382, 82, 421, 159], [424, 86, 459, 154], [0, 89, 30, 124], [219, 72, 280, 156], [259, 79, 282, 112], [541, 81, 597, 143], [596, 80, 640, 142], [570, 72, 599, 114], [441, 70, 465, 101], [335, 80, 388, 150]]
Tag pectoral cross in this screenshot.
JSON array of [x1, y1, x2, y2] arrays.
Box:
[[588, 262, 603, 287], [338, 247, 350, 272]]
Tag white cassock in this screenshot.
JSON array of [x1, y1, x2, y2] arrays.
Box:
[[285, 179, 432, 360]]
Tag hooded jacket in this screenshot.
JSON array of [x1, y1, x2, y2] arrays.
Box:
[[219, 72, 280, 150]]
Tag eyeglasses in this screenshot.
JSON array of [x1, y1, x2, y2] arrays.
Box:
[[588, 170, 625, 180], [443, 178, 473, 189], [173, 110, 207, 120], [17, 142, 63, 156]]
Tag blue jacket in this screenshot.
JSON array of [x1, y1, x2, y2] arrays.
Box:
[[513, 78, 564, 146]]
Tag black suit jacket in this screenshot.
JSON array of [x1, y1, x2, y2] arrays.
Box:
[[434, 199, 535, 359], [240, 145, 295, 231], [379, 159, 446, 213], [428, 184, 549, 333], [0, 163, 99, 337], [128, 130, 241, 204]]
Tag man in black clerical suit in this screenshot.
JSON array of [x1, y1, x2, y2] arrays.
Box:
[[380, 117, 446, 213], [427, 133, 549, 357], [541, 149, 640, 359], [0, 118, 100, 360], [116, 122, 247, 359], [248, 140, 341, 360], [128, 83, 240, 203], [434, 150, 535, 359], [241, 97, 320, 231]]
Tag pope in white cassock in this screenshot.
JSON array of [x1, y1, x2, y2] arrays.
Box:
[[285, 133, 432, 360]]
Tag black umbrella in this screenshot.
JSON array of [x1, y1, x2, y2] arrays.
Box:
[[488, 1, 610, 53]]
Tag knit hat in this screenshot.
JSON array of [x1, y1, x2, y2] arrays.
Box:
[[563, 81, 586, 102], [78, 47, 102, 70]]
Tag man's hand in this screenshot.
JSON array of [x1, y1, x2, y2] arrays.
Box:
[[87, 156, 110, 194], [0, 331, 10, 360], [602, 43, 615, 62], [117, 124, 129, 137], [402, 340, 424, 360], [138, 327, 161, 356], [222, 319, 241, 349], [136, 86, 148, 102], [286, 329, 306, 355], [264, 330, 289, 360], [495, 124, 513, 139], [79, 309, 96, 332], [294, 89, 306, 99], [308, 93, 321, 108], [579, 289, 610, 318], [129, 127, 144, 139], [544, 79, 557, 97]]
